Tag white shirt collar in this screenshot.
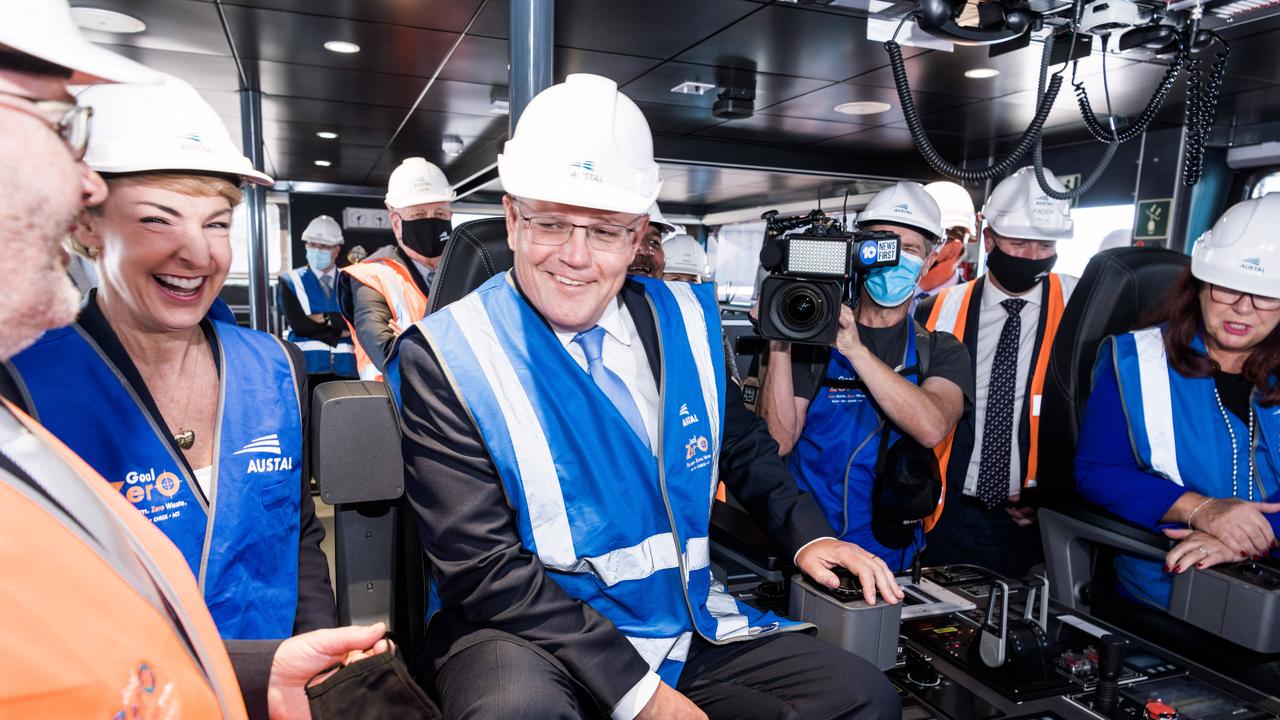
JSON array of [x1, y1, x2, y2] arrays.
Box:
[[313, 265, 337, 282], [982, 275, 1042, 310], [554, 297, 633, 350]]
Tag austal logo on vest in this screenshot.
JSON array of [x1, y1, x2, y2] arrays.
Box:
[[679, 402, 700, 427], [234, 434, 296, 474]]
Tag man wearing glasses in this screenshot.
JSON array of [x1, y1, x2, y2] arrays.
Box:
[[395, 73, 900, 720]]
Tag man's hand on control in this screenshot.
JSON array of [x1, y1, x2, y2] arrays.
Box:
[[796, 538, 904, 606]]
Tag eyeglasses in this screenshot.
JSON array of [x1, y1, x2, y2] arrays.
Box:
[[1210, 284, 1280, 311], [0, 91, 92, 161], [514, 200, 643, 254]]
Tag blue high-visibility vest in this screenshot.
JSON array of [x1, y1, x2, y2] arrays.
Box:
[[7, 316, 305, 639], [278, 266, 357, 378]]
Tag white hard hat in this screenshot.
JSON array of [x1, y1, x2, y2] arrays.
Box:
[[982, 166, 1073, 242], [1191, 193, 1280, 299], [648, 202, 678, 236], [78, 73, 272, 185], [0, 0, 158, 85], [1099, 228, 1131, 251], [857, 181, 944, 242], [301, 215, 343, 247], [923, 181, 977, 235], [499, 73, 661, 214], [386, 157, 455, 209], [662, 234, 709, 279]]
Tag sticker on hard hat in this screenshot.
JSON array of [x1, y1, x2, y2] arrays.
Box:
[[568, 160, 602, 184], [1241, 257, 1265, 274], [892, 203, 912, 215], [860, 241, 879, 263]]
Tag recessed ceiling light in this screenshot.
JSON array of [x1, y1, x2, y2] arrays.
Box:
[[314, 160, 332, 167], [670, 80, 716, 96], [323, 41, 361, 54], [964, 68, 1000, 79], [316, 131, 338, 140], [442, 135, 464, 156], [70, 7, 146, 34], [834, 101, 892, 116]]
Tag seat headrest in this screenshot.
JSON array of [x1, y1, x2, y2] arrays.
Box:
[[1037, 246, 1189, 502], [427, 217, 514, 315]]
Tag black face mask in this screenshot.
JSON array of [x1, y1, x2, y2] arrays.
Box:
[[986, 245, 1057, 294], [400, 217, 452, 258], [307, 650, 441, 720]]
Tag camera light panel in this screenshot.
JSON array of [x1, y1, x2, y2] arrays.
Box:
[[786, 238, 848, 277]]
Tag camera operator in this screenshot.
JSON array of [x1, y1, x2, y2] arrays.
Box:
[[760, 182, 973, 571]]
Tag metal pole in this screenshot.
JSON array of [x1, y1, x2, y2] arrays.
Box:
[[239, 88, 270, 331], [1168, 122, 1192, 252], [509, 0, 554, 135]]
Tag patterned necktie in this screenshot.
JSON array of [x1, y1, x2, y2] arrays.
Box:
[[975, 298, 1027, 509], [572, 325, 651, 451], [320, 274, 333, 299]]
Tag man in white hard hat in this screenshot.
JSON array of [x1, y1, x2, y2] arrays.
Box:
[[661, 233, 709, 283], [394, 73, 900, 720], [0, 1, 390, 717], [339, 157, 453, 381], [917, 166, 1080, 579], [629, 201, 677, 277], [762, 181, 972, 572], [278, 215, 357, 384], [918, 181, 978, 299]]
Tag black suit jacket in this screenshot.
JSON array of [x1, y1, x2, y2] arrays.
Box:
[[397, 279, 833, 711]]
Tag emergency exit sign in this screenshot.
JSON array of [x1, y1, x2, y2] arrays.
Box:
[[1134, 198, 1172, 241]]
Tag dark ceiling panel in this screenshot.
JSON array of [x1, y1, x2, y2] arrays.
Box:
[[758, 81, 976, 127], [692, 113, 869, 146], [72, 0, 230, 57], [218, 0, 488, 34], [674, 5, 928, 82], [255, 61, 496, 115], [556, 48, 663, 86], [811, 124, 958, 154], [1214, 32, 1280, 85], [845, 43, 1137, 101], [638, 101, 725, 136], [622, 61, 830, 112]]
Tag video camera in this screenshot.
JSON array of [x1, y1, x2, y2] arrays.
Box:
[[757, 209, 901, 346]]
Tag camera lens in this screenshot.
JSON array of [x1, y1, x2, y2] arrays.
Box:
[[780, 286, 824, 331]]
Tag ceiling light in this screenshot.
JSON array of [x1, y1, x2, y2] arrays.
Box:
[[490, 87, 510, 115], [670, 80, 716, 96], [442, 135, 464, 156], [323, 41, 361, 54], [70, 7, 146, 34], [316, 131, 338, 140], [314, 160, 332, 167], [834, 101, 892, 116], [964, 68, 1000, 79]]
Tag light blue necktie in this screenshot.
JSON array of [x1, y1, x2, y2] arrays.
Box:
[[573, 325, 651, 451]]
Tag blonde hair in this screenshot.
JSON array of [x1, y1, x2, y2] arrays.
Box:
[[72, 172, 243, 258]]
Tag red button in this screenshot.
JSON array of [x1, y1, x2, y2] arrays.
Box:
[[1145, 700, 1178, 720]]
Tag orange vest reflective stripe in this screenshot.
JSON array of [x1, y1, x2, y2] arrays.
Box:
[[922, 274, 1074, 530], [342, 257, 429, 382], [0, 402, 247, 719]]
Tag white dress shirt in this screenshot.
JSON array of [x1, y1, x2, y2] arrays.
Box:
[[553, 298, 662, 720], [962, 280, 1043, 498]]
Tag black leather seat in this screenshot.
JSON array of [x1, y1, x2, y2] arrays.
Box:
[[1036, 246, 1190, 609], [426, 217, 513, 314]]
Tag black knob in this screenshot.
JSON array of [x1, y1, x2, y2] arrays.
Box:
[[1095, 634, 1128, 713]]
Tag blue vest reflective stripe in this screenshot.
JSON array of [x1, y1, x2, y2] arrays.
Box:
[[789, 321, 921, 572], [1105, 326, 1280, 608], [7, 319, 304, 639], [279, 267, 357, 378], [407, 273, 804, 686]]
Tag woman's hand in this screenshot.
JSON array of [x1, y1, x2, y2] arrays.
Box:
[[1163, 529, 1236, 573], [1189, 498, 1280, 559], [267, 623, 391, 720]]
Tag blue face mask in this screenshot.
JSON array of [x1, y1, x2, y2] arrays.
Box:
[[307, 248, 334, 272], [864, 251, 925, 308]]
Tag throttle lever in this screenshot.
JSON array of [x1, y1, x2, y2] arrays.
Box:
[[978, 580, 1010, 668], [1023, 573, 1049, 631]]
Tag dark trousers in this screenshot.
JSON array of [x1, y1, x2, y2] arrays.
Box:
[[921, 487, 1043, 580], [433, 631, 900, 720]]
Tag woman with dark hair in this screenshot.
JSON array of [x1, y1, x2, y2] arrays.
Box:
[[1076, 193, 1280, 609]]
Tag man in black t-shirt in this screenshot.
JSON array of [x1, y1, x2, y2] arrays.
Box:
[[760, 182, 973, 571]]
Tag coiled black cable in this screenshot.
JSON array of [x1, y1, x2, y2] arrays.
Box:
[[1034, 30, 1118, 200], [1182, 40, 1229, 186], [886, 38, 1063, 184], [1076, 45, 1185, 144]]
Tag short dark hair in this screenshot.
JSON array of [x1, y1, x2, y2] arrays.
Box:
[[0, 51, 73, 78], [1143, 267, 1280, 406]]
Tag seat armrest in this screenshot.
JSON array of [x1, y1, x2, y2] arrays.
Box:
[[312, 380, 403, 505], [709, 501, 788, 582]]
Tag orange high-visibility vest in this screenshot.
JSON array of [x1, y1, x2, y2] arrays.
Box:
[[0, 402, 247, 718], [342, 256, 428, 382], [921, 273, 1075, 530]]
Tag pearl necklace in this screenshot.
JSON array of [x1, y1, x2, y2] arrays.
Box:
[[1212, 384, 1256, 501]]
